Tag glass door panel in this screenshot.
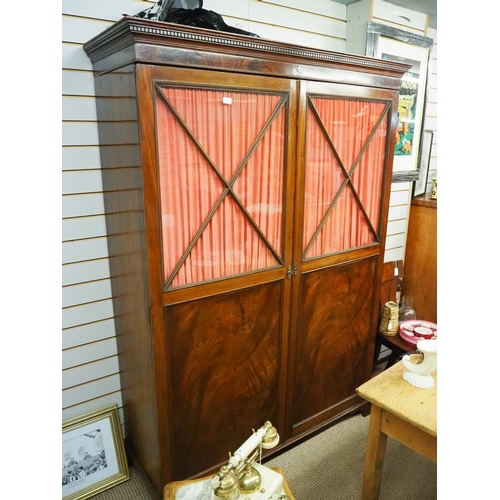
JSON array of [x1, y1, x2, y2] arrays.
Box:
[[155, 85, 287, 288], [303, 96, 389, 259]]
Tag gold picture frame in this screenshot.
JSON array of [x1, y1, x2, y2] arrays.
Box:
[[62, 404, 130, 500]]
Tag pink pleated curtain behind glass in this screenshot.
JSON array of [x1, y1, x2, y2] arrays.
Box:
[[156, 88, 388, 288], [156, 87, 285, 288], [303, 98, 387, 258]]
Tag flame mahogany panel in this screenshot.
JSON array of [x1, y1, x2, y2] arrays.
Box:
[[292, 257, 377, 428], [165, 281, 282, 479]]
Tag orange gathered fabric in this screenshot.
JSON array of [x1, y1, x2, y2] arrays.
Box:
[[156, 88, 386, 287], [157, 88, 285, 287], [304, 98, 387, 257]]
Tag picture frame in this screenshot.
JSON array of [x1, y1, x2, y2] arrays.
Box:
[[412, 129, 433, 197], [62, 404, 129, 500], [366, 21, 433, 182]]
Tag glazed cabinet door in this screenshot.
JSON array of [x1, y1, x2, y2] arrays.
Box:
[[136, 65, 298, 480], [287, 81, 395, 435]]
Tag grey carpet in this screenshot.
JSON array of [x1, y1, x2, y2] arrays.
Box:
[[93, 413, 437, 500]]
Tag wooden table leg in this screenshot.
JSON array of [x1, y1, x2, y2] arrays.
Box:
[[362, 404, 388, 500]]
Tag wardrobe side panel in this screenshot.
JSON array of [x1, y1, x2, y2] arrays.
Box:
[[94, 65, 161, 489]]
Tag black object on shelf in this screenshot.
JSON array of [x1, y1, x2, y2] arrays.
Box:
[[135, 0, 259, 37]]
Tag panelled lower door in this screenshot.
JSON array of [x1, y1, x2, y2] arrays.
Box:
[[287, 81, 394, 435], [138, 65, 297, 481]]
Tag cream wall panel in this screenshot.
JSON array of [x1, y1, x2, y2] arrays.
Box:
[[428, 72, 437, 90], [62, 238, 110, 265], [63, 393, 124, 423], [247, 1, 346, 38], [429, 156, 437, 170], [389, 189, 410, 206], [425, 101, 437, 119], [63, 97, 98, 121], [62, 70, 96, 96], [424, 116, 436, 132], [63, 357, 121, 390], [63, 299, 115, 330], [385, 232, 405, 250], [254, 0, 345, 19], [62, 170, 103, 195], [62, 0, 152, 21], [65, 122, 139, 146], [387, 218, 407, 236], [63, 193, 105, 217], [62, 374, 122, 409], [384, 183, 411, 262], [65, 170, 142, 194], [428, 27, 437, 42], [391, 181, 411, 192], [63, 147, 101, 171], [62, 216, 108, 241], [248, 22, 345, 50], [62, 43, 93, 71], [63, 280, 114, 308], [62, 259, 111, 286], [427, 88, 437, 104], [63, 337, 119, 370], [203, 0, 250, 18], [388, 203, 409, 221], [63, 319, 117, 350], [344, 0, 371, 54], [422, 31, 437, 196], [384, 246, 404, 262], [62, 16, 113, 43], [63, 122, 100, 147]]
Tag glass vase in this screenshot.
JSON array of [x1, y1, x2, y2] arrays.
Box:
[[399, 295, 416, 322]]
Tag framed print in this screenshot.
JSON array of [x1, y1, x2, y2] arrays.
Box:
[[366, 21, 433, 182], [413, 129, 433, 197], [62, 404, 129, 500]]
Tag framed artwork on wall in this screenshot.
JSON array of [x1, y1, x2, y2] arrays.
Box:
[[413, 129, 433, 197], [366, 21, 433, 183], [62, 404, 129, 500]]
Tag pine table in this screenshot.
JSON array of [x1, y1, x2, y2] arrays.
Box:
[[357, 361, 437, 500]]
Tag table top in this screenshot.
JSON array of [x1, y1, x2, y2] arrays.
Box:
[[357, 361, 437, 437]]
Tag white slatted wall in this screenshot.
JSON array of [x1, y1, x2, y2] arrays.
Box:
[[425, 27, 438, 193], [62, 0, 437, 433], [62, 0, 157, 432]]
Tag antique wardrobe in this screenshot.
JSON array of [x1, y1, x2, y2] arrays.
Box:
[[84, 16, 407, 494]]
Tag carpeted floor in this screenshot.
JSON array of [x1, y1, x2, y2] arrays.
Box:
[[92, 412, 437, 500]]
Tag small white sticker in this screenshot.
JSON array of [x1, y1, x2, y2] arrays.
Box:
[[394, 266, 399, 276], [223, 97, 232, 105]]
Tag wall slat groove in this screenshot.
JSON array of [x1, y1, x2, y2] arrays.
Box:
[[62, 393, 124, 422], [62, 318, 117, 350], [62, 337, 119, 370]]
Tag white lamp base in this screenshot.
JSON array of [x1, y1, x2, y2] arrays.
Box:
[[402, 371, 434, 389]]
